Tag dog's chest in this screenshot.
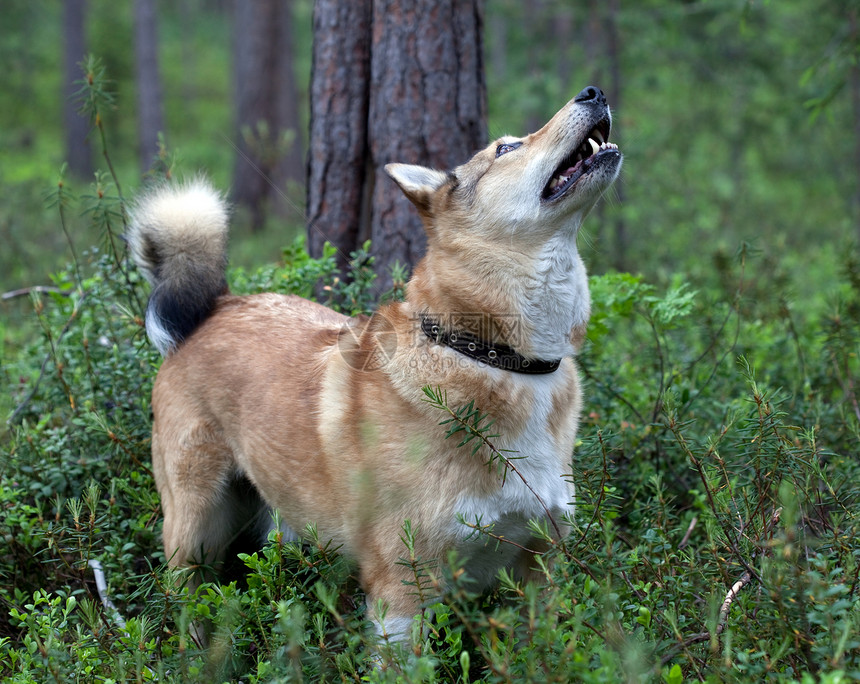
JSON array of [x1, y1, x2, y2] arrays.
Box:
[[450, 383, 573, 585]]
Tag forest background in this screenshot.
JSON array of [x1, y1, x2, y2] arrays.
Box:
[[1, 0, 859, 682]]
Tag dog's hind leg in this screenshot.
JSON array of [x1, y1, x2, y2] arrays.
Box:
[[152, 424, 249, 587]]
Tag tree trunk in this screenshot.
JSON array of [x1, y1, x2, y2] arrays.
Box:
[[63, 0, 92, 179], [134, 0, 165, 175], [307, 0, 486, 290], [233, 0, 301, 231], [233, 0, 274, 231], [367, 0, 487, 290], [851, 8, 860, 244], [179, 0, 195, 109], [554, 6, 574, 99], [306, 0, 373, 271], [606, 0, 626, 271], [272, 0, 304, 218], [585, 0, 604, 86], [489, 7, 507, 87]]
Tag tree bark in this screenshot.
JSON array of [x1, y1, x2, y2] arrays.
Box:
[[307, 0, 486, 290], [306, 0, 373, 271], [367, 0, 487, 290], [134, 0, 165, 175], [63, 0, 92, 179]]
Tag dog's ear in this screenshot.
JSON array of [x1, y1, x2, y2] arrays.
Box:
[[385, 164, 450, 217]]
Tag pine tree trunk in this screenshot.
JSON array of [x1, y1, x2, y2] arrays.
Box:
[[367, 0, 486, 290], [554, 6, 574, 99], [851, 7, 860, 244], [233, 0, 274, 231], [306, 0, 373, 270], [606, 0, 626, 271], [307, 0, 486, 289], [63, 0, 92, 179], [272, 0, 304, 219], [134, 0, 165, 175], [233, 0, 302, 231]]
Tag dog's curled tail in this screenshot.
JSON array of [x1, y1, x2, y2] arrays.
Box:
[[127, 179, 229, 356]]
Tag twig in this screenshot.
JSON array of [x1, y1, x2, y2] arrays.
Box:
[[661, 507, 784, 666], [716, 569, 752, 635], [680, 250, 747, 418], [8, 289, 91, 424], [832, 357, 860, 425], [678, 515, 698, 550], [460, 519, 545, 555], [578, 363, 647, 426], [647, 314, 668, 425], [2, 286, 73, 301], [88, 559, 127, 629], [425, 388, 565, 541], [568, 429, 611, 553], [713, 508, 782, 638], [672, 421, 761, 583]]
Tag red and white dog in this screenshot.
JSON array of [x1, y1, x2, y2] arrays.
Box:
[[127, 86, 621, 643]]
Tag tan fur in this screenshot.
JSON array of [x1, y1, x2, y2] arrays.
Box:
[[133, 89, 622, 643]]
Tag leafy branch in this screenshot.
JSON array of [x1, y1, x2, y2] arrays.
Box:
[[421, 386, 565, 542]]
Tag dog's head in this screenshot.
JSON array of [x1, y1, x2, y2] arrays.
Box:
[[386, 86, 622, 247]]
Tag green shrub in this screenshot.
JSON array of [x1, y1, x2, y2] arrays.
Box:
[[1, 61, 859, 682]]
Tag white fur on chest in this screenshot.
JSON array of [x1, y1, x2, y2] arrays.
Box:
[[451, 378, 574, 587]]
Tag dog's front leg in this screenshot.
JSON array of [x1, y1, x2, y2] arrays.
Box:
[[359, 554, 434, 655]]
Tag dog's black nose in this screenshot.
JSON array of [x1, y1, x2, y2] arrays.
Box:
[[574, 86, 607, 106]]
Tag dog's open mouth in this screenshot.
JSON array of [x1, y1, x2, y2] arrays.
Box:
[[542, 117, 618, 202]]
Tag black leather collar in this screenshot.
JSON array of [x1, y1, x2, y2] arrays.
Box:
[[420, 316, 562, 375]]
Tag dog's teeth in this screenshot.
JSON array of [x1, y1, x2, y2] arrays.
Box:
[[594, 129, 605, 144], [549, 173, 571, 193], [588, 138, 600, 155]]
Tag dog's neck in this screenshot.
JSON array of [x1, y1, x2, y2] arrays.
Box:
[[405, 226, 590, 362], [516, 227, 591, 359]]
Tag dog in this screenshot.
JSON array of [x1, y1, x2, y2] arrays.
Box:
[[127, 85, 621, 646]]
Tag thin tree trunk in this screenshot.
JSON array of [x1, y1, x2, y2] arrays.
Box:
[[368, 0, 486, 290], [233, 0, 303, 231], [63, 0, 92, 179], [489, 8, 507, 89], [606, 0, 626, 270], [585, 0, 603, 86], [306, 0, 373, 270], [134, 0, 165, 175], [272, 0, 304, 220], [179, 0, 195, 109], [851, 8, 860, 244], [554, 6, 574, 99], [233, 0, 273, 231], [524, 1, 546, 132]]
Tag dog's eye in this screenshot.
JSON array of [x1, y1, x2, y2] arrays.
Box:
[[495, 142, 522, 157]]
